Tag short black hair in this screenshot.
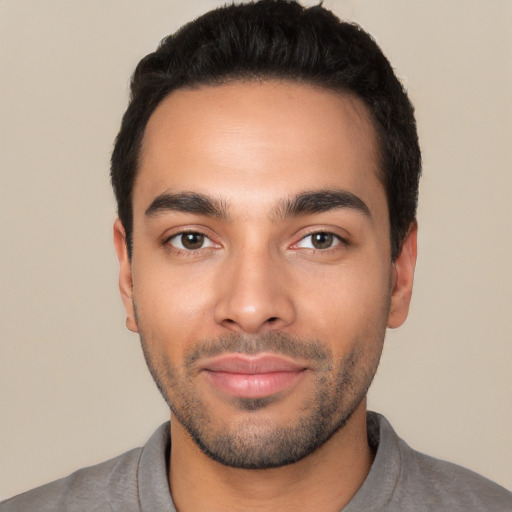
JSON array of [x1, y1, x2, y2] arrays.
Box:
[[111, 0, 421, 260]]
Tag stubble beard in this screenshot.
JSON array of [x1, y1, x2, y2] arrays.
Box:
[[138, 328, 386, 470]]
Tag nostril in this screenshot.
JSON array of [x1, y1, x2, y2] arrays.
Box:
[[266, 317, 278, 323]]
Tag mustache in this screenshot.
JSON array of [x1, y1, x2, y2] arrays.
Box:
[[185, 332, 331, 368]]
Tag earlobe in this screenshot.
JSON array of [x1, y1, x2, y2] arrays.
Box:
[[387, 222, 418, 329], [113, 219, 139, 333]]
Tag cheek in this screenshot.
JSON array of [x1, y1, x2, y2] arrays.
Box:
[[301, 258, 391, 346], [131, 260, 216, 345]]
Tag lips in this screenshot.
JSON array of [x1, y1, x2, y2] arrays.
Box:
[[199, 354, 307, 399]]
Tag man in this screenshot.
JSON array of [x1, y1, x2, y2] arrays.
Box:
[[2, 1, 511, 510]]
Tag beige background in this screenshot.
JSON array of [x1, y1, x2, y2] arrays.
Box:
[[1, 0, 511, 499]]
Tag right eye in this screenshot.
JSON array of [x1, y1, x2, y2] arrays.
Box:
[[167, 232, 215, 251]]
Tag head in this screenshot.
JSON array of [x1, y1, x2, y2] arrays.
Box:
[[111, 0, 420, 262], [112, 0, 420, 470]]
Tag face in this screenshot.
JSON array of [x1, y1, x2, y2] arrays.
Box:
[[114, 81, 416, 469]]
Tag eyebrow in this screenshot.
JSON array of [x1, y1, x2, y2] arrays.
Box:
[[273, 189, 371, 221], [144, 188, 371, 222], [145, 192, 229, 219]]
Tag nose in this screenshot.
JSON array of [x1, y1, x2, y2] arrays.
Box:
[[213, 247, 296, 334]]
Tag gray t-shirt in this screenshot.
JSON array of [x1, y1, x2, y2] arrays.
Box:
[[2, 412, 511, 511]]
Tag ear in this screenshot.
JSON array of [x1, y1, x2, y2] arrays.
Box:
[[113, 219, 139, 333], [387, 222, 418, 329]]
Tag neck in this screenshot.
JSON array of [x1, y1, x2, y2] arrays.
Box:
[[168, 402, 373, 512]]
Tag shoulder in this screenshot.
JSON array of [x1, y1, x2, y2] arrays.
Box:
[[355, 413, 512, 512], [388, 419, 512, 510], [0, 447, 143, 512], [400, 446, 512, 510], [1, 422, 173, 512]]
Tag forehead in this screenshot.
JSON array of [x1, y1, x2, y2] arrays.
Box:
[[135, 80, 385, 217]]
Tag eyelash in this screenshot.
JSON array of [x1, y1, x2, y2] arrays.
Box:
[[163, 230, 218, 253], [292, 231, 348, 252], [163, 229, 347, 254]]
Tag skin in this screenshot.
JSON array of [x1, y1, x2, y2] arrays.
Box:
[[114, 80, 417, 511]]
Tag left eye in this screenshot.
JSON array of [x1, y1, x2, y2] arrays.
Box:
[[295, 232, 342, 250], [168, 232, 215, 251]]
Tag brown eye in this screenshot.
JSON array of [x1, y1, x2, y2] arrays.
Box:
[[169, 232, 214, 251], [181, 233, 204, 249], [295, 232, 342, 250], [311, 232, 334, 249]]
